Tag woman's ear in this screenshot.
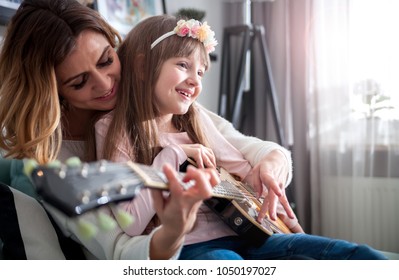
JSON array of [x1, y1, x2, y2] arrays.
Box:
[[134, 53, 146, 81]]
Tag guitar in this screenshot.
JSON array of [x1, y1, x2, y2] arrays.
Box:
[[30, 159, 291, 242]]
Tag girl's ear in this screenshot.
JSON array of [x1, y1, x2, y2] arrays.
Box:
[[134, 53, 146, 81]]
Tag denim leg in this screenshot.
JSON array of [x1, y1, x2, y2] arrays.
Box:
[[179, 237, 244, 260], [244, 233, 388, 260], [179, 234, 387, 260]]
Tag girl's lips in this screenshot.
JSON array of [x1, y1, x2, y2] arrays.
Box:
[[177, 89, 194, 101]]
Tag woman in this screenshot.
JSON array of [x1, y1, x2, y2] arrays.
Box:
[[0, 0, 217, 260], [0, 0, 295, 258]]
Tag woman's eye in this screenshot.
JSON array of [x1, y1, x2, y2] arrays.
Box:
[[99, 56, 114, 67], [71, 75, 88, 90], [72, 81, 85, 90]]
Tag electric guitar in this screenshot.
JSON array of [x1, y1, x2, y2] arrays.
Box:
[[29, 159, 291, 243]]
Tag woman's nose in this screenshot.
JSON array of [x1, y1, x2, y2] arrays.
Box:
[[94, 71, 111, 90]]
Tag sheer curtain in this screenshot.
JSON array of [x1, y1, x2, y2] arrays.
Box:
[[224, 0, 399, 252], [308, 0, 399, 252]]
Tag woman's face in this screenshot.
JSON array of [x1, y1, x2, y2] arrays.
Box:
[[56, 30, 121, 111]]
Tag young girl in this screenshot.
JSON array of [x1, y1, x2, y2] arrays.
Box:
[[95, 15, 387, 260]]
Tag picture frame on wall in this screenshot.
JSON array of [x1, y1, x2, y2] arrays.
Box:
[[0, 1, 98, 26], [96, 0, 166, 37], [0, 0, 21, 25]]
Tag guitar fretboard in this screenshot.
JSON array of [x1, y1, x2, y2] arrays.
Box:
[[128, 162, 255, 201]]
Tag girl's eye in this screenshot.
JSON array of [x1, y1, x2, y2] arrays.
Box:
[[198, 70, 204, 77], [99, 56, 114, 67], [178, 62, 188, 69]]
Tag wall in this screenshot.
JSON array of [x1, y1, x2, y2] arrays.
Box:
[[0, 25, 6, 42], [322, 176, 399, 253]]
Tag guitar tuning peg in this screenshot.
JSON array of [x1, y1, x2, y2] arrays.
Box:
[[58, 164, 67, 179], [77, 219, 98, 239], [65, 156, 82, 168], [80, 163, 89, 178], [96, 187, 109, 198], [80, 190, 91, 204], [97, 160, 107, 173], [46, 160, 62, 169], [23, 158, 38, 177], [97, 212, 117, 231], [115, 209, 135, 229], [118, 184, 127, 195]]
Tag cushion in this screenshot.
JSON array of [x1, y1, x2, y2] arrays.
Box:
[[0, 182, 66, 259], [0, 162, 86, 259]]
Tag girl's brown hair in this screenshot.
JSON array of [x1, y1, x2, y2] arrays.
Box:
[[103, 15, 211, 164], [0, 0, 122, 164]]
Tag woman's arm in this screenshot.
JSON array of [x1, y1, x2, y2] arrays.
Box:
[[202, 105, 300, 230], [203, 105, 292, 185]]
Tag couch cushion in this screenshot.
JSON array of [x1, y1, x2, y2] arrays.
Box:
[[0, 182, 84, 259]]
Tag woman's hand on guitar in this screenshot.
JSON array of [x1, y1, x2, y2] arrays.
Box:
[[289, 223, 304, 233], [152, 164, 218, 229], [149, 164, 219, 259], [179, 144, 217, 168], [250, 150, 296, 224]]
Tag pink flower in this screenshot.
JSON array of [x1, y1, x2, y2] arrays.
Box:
[[155, 19, 218, 54], [177, 26, 190, 36]]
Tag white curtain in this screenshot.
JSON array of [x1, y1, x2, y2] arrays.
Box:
[[224, 0, 399, 252], [308, 0, 399, 252]]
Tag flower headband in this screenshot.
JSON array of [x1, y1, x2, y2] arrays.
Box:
[[150, 19, 218, 53]]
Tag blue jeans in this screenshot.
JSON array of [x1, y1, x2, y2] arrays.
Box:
[[179, 234, 388, 260]]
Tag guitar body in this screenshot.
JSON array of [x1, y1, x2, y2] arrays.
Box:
[[204, 198, 271, 244], [204, 167, 291, 244]]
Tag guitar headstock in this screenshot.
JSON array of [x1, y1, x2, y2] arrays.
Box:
[[29, 158, 144, 217]]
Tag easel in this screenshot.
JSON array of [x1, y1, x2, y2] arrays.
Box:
[[218, 24, 285, 147], [218, 0, 295, 205]]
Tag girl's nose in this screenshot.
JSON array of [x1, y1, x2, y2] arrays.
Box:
[[187, 71, 201, 87]]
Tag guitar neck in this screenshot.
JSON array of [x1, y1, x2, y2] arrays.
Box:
[[127, 161, 253, 201], [127, 161, 291, 235]]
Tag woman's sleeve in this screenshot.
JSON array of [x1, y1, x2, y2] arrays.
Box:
[[45, 204, 181, 260], [201, 105, 293, 185]]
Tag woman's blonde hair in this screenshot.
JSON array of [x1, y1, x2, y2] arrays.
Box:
[[103, 15, 211, 164], [0, 0, 121, 164]]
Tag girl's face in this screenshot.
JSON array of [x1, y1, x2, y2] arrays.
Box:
[[154, 48, 206, 118], [56, 30, 121, 111]]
